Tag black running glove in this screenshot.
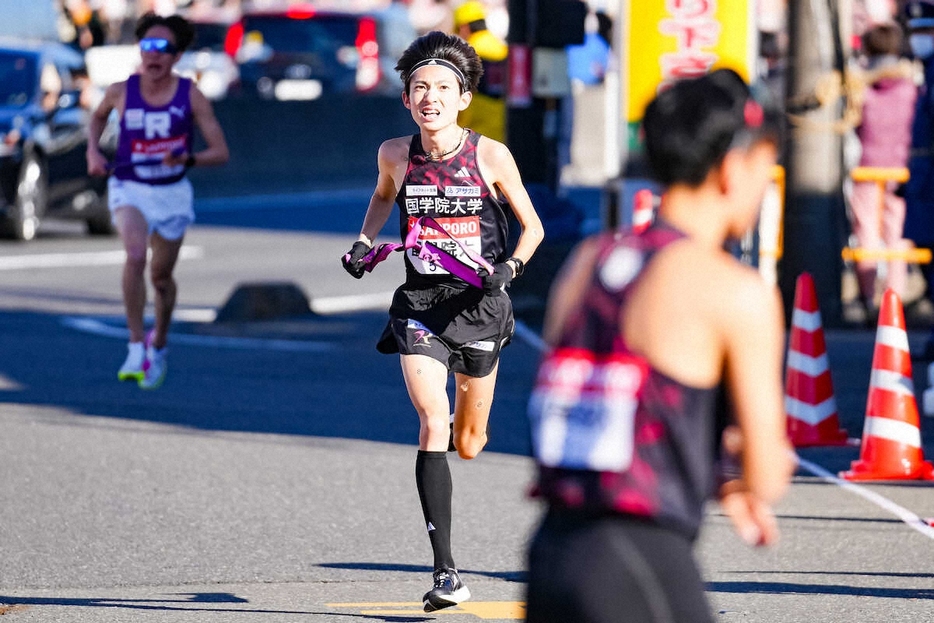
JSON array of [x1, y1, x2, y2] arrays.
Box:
[[341, 241, 371, 279], [479, 262, 513, 295]]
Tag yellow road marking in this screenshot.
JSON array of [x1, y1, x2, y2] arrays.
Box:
[[328, 601, 526, 620], [327, 602, 421, 607]]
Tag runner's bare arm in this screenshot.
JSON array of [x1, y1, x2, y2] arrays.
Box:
[[175, 86, 229, 167], [720, 275, 794, 505], [359, 139, 406, 243], [541, 236, 601, 346], [86, 81, 125, 176], [477, 138, 544, 270]]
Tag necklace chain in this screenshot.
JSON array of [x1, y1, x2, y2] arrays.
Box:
[[426, 128, 468, 161]]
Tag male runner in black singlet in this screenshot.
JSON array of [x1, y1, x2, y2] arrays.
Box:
[[341, 31, 544, 613]]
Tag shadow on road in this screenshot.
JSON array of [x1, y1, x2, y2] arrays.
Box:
[[708, 580, 934, 599], [0, 593, 320, 616], [0, 308, 536, 457], [319, 562, 525, 583]]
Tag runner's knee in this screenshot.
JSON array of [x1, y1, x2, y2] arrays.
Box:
[[125, 251, 146, 273], [150, 270, 175, 293], [455, 428, 487, 460], [419, 411, 449, 437]]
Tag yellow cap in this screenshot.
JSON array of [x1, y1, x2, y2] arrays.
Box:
[[454, 1, 486, 27]]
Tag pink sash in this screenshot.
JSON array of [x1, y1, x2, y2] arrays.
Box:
[[350, 216, 495, 289]]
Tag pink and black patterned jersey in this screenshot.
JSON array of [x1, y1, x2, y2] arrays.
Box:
[[529, 222, 720, 540], [114, 74, 193, 185], [394, 130, 508, 287]]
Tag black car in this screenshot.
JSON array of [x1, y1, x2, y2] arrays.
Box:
[[0, 38, 112, 240], [174, 18, 240, 101], [225, 5, 416, 100]]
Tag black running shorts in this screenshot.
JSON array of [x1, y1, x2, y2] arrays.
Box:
[[377, 283, 514, 377], [526, 510, 714, 623]]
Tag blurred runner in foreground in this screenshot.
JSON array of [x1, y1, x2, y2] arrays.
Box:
[[525, 68, 794, 623]]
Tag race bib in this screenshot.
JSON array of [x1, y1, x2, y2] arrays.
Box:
[[529, 347, 648, 472], [130, 137, 187, 180], [407, 215, 482, 276]]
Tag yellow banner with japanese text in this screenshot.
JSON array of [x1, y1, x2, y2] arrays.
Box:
[[625, 0, 755, 124]]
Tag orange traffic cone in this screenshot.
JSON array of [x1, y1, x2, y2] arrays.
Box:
[[841, 288, 934, 481], [785, 273, 849, 446], [632, 189, 654, 234]]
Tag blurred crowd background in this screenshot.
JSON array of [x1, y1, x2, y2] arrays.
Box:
[[52, 0, 510, 48]]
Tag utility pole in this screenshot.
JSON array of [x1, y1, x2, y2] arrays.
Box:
[[506, 0, 553, 188], [506, 0, 586, 190], [780, 0, 849, 326]]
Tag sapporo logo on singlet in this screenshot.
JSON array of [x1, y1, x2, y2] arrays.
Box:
[[407, 215, 482, 276]]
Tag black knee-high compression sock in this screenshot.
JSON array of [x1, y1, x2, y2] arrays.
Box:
[[415, 450, 455, 570]]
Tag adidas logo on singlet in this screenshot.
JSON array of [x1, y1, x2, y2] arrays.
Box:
[[454, 166, 470, 178]]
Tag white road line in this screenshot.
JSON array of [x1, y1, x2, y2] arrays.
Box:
[[126, 292, 395, 321], [514, 319, 549, 354], [61, 316, 334, 352], [60, 291, 393, 350], [173, 308, 217, 322], [796, 456, 934, 540], [513, 319, 934, 540], [0, 246, 204, 271], [310, 292, 394, 315]]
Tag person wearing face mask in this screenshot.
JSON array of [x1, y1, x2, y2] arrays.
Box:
[[903, 0, 934, 352]]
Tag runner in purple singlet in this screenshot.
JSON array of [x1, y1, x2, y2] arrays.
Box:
[[525, 69, 795, 623], [87, 12, 229, 389], [341, 31, 544, 612]]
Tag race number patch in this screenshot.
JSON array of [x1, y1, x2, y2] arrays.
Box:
[[130, 137, 188, 180], [407, 216, 482, 276], [529, 347, 648, 472]]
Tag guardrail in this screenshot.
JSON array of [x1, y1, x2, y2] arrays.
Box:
[[842, 166, 930, 264], [758, 165, 930, 265]]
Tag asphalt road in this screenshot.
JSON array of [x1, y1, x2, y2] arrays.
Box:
[[0, 190, 933, 622]]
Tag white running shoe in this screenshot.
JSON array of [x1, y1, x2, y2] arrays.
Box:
[[139, 345, 167, 390], [117, 342, 146, 382]]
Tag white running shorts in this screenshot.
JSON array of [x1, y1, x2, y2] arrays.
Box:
[[108, 177, 195, 241]]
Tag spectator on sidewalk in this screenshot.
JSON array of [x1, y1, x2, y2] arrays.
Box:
[[567, 11, 611, 86], [849, 22, 916, 320], [453, 1, 508, 143]]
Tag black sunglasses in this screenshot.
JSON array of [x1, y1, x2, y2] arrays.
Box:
[[139, 38, 178, 55]]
